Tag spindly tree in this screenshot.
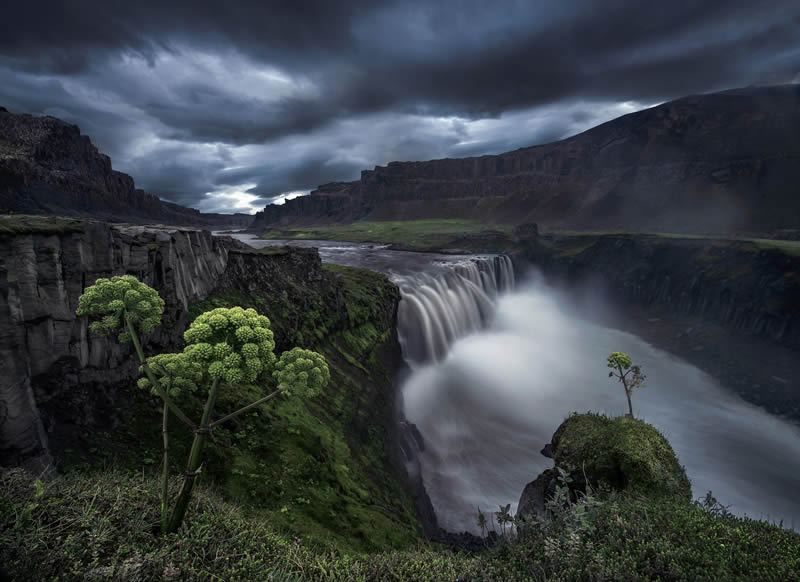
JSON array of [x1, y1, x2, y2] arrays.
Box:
[[607, 351, 646, 417], [77, 276, 329, 534]]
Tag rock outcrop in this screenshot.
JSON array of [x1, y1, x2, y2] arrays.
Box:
[[517, 413, 691, 523], [0, 220, 244, 472], [251, 84, 800, 235], [0, 109, 252, 229]]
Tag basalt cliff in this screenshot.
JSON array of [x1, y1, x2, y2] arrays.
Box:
[[0, 220, 421, 549], [0, 222, 240, 472], [251, 84, 800, 235], [0, 108, 252, 229]]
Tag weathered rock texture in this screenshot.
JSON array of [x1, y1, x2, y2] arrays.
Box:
[[251, 84, 800, 235], [0, 221, 242, 472], [0, 109, 252, 229]]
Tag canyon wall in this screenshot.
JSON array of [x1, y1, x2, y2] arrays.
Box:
[[251, 85, 800, 235], [525, 233, 800, 420], [0, 222, 241, 472]]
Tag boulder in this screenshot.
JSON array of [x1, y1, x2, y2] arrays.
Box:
[[550, 412, 692, 501], [516, 412, 691, 522]]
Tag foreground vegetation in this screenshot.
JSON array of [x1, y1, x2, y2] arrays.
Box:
[[53, 262, 421, 554], [260, 219, 515, 252], [3, 466, 798, 581]]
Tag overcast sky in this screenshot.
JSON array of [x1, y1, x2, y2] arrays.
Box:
[[2, 1, 798, 214]]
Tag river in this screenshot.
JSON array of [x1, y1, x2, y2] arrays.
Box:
[[229, 233, 800, 534]]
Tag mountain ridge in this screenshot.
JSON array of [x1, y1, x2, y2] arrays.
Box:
[[0, 109, 253, 229], [250, 84, 800, 235]]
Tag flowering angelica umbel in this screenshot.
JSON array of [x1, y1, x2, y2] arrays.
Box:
[[77, 279, 329, 534]]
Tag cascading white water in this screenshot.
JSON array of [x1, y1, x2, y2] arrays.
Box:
[[395, 255, 514, 366], [397, 271, 800, 535]]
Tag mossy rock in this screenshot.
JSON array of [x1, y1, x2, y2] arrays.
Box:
[[551, 412, 692, 501]]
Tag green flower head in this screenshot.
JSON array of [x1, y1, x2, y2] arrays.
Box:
[[273, 347, 329, 398], [183, 306, 277, 384], [137, 352, 202, 398], [76, 275, 165, 341]]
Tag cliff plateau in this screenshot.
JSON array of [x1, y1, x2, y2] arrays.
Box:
[[251, 85, 800, 235]]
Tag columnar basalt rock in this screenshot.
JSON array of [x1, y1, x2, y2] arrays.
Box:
[[0, 221, 243, 471]]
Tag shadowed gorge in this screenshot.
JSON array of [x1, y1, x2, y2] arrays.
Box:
[[400, 275, 800, 533]]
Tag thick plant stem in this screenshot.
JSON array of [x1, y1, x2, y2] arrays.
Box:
[[618, 364, 634, 417], [208, 388, 280, 429], [166, 377, 220, 533], [125, 314, 194, 429], [161, 403, 169, 533]]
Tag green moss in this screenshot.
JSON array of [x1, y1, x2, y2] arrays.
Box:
[[552, 412, 692, 501], [0, 214, 85, 235]]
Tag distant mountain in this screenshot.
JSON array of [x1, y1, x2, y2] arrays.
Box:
[[0, 109, 252, 229], [250, 85, 800, 235]]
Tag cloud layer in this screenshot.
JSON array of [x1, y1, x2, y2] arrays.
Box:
[[2, 0, 798, 213]]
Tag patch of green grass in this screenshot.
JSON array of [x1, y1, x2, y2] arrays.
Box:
[[547, 230, 800, 257], [749, 238, 800, 257], [3, 467, 799, 581], [261, 219, 513, 251], [0, 214, 85, 235]]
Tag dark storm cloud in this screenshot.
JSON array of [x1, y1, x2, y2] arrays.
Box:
[[2, 0, 799, 212]]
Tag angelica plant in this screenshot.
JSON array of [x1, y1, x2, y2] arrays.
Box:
[[77, 278, 329, 535], [607, 351, 646, 417], [166, 306, 329, 533], [77, 276, 196, 531], [76, 275, 193, 427], [137, 352, 202, 531]]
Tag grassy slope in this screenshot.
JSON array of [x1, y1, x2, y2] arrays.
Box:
[[260, 219, 515, 252], [50, 263, 420, 555], [260, 219, 800, 258], [547, 230, 800, 257], [3, 459, 799, 581]]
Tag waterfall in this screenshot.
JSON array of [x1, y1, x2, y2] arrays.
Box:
[[395, 255, 515, 366]]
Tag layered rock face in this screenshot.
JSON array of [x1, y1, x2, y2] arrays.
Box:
[[251, 84, 800, 235], [536, 235, 800, 350], [0, 221, 242, 472], [527, 233, 800, 420], [0, 109, 252, 229]]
